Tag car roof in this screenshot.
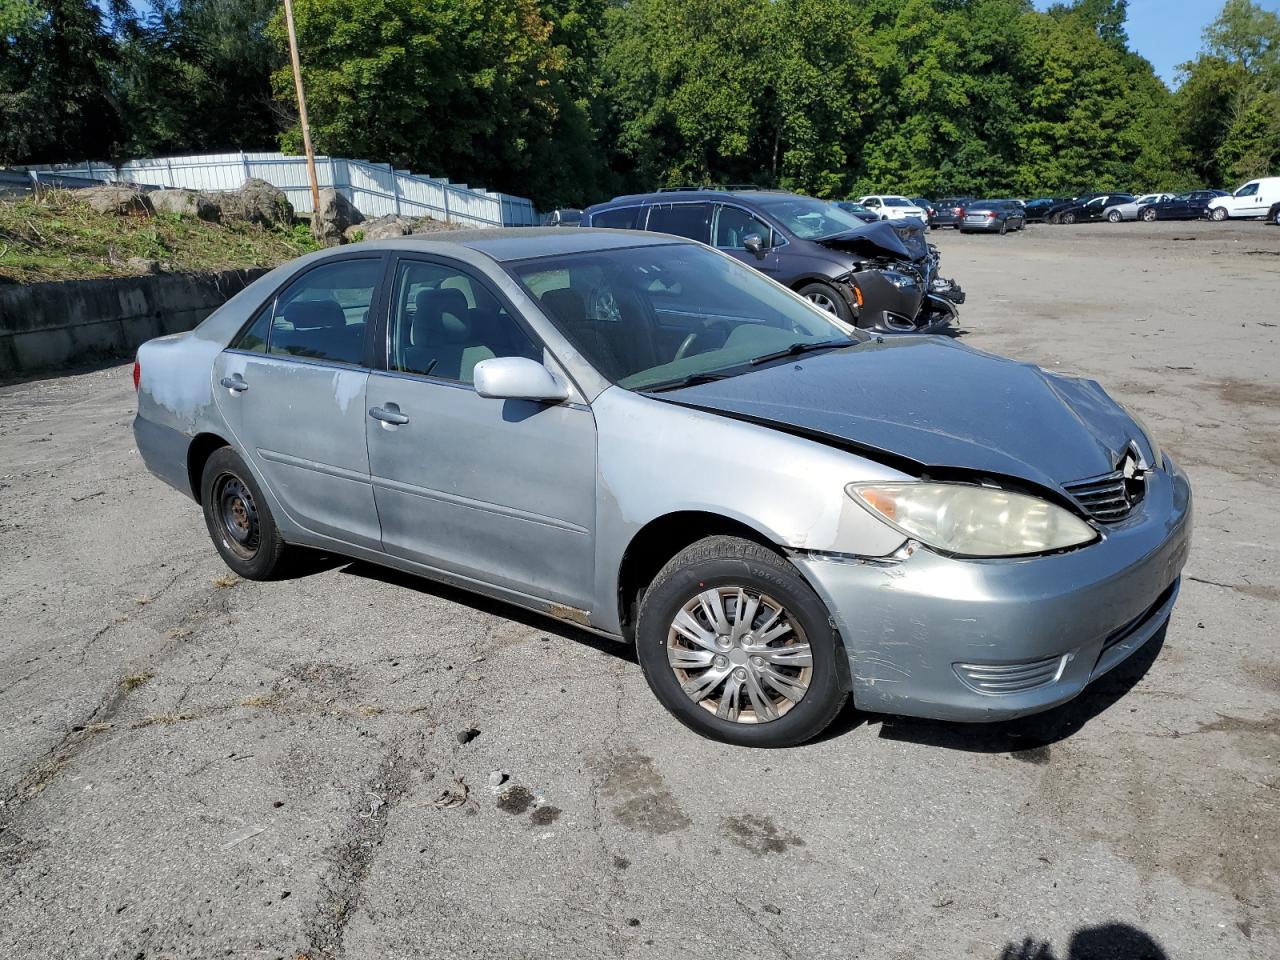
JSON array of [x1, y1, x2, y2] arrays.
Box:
[[586, 189, 789, 211], [357, 227, 683, 263]]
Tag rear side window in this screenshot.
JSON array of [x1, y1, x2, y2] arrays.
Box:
[[267, 259, 381, 366], [590, 206, 643, 230], [646, 203, 711, 243]]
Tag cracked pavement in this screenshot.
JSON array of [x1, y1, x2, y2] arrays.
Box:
[[1, 220, 1278, 959]]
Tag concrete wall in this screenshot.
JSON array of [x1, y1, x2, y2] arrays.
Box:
[[0, 269, 267, 379]]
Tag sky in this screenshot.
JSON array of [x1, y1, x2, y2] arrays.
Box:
[[1033, 0, 1280, 87]]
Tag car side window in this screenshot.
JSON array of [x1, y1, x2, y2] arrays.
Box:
[[232, 305, 270, 353], [646, 203, 712, 243], [713, 206, 771, 249], [266, 259, 380, 366], [1236, 182, 1259, 197], [387, 260, 539, 384], [591, 206, 643, 230]]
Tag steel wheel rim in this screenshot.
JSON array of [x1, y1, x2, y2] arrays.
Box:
[[215, 473, 260, 560], [666, 586, 813, 724], [805, 292, 838, 315]]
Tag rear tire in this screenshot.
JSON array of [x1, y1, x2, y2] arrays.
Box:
[[999, 220, 1008, 235], [200, 447, 289, 580], [635, 536, 848, 747], [1061, 212, 1076, 225]]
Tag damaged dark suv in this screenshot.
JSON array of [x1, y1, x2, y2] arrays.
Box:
[[582, 188, 964, 334]]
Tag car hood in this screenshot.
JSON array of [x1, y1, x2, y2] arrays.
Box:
[[816, 219, 924, 261], [661, 337, 1140, 491]]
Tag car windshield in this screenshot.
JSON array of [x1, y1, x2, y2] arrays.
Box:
[[883, 197, 912, 207], [752, 195, 869, 239], [508, 243, 859, 390]]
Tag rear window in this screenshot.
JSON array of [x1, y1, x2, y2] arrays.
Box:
[[589, 206, 643, 230], [645, 203, 712, 243]]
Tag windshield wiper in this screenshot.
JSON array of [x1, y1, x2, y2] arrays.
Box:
[[642, 371, 733, 393], [749, 339, 850, 366]]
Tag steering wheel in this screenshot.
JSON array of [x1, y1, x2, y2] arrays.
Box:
[[673, 319, 731, 361]]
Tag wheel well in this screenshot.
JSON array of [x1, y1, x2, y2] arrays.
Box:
[[187, 432, 230, 503], [615, 512, 776, 642]]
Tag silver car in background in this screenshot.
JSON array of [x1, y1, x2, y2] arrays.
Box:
[[1105, 193, 1174, 222], [133, 229, 1191, 747]]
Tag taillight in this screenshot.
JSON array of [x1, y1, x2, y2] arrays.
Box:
[[132, 359, 140, 391], [987, 211, 998, 218], [954, 207, 964, 216]]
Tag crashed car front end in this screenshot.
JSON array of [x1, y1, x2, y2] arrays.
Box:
[[821, 220, 965, 334]]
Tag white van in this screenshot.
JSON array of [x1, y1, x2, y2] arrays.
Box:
[[1206, 177, 1280, 220]]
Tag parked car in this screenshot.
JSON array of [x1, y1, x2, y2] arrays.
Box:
[[933, 198, 975, 228], [133, 229, 1191, 746], [1206, 177, 1280, 220], [542, 209, 583, 227], [858, 195, 929, 223], [1135, 190, 1228, 221], [833, 200, 880, 223], [1104, 193, 1173, 222], [583, 189, 963, 333], [1268, 200, 1280, 225], [1023, 197, 1074, 223], [910, 197, 938, 228], [1049, 194, 1136, 225], [958, 200, 1026, 234]]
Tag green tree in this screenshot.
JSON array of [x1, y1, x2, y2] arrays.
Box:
[[1176, 0, 1280, 186]]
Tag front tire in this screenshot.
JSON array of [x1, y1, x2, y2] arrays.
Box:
[[200, 447, 289, 580], [1141, 208, 1157, 222], [999, 220, 1008, 235], [1061, 212, 1076, 225], [796, 281, 853, 324], [1211, 207, 1228, 221], [1107, 210, 1122, 223], [634, 536, 848, 747]]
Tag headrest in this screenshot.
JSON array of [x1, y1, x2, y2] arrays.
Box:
[[540, 288, 587, 324], [413, 288, 471, 344], [282, 298, 345, 329]]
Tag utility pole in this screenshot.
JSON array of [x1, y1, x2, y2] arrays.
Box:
[[282, 0, 321, 214]]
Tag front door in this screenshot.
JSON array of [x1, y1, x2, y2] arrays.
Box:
[[215, 256, 385, 549], [364, 255, 597, 609]]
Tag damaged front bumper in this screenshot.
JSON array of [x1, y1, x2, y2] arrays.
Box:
[[792, 459, 1193, 722]]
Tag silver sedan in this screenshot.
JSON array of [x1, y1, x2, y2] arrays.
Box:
[[133, 229, 1191, 747]]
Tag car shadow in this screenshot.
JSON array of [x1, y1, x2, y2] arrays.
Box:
[[998, 922, 1168, 959], [871, 623, 1168, 756], [336, 557, 636, 663]]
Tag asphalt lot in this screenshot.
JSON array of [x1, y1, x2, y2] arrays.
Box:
[[1, 219, 1278, 959]]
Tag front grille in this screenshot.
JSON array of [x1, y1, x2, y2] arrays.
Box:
[[1064, 470, 1135, 522], [954, 655, 1066, 695]]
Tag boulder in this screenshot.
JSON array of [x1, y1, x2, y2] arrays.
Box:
[[150, 188, 219, 221], [410, 215, 464, 234], [219, 178, 294, 227], [79, 185, 152, 216], [344, 214, 417, 243], [124, 257, 161, 274], [311, 187, 363, 245]]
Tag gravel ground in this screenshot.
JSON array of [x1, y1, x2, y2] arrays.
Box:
[[1, 219, 1277, 960]]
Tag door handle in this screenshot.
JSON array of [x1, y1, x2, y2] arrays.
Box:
[[369, 405, 410, 426], [219, 374, 248, 393]]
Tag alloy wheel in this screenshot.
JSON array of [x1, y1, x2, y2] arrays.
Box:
[[666, 586, 813, 723], [804, 291, 838, 315]]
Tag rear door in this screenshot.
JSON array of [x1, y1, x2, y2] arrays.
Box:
[[645, 202, 712, 243], [364, 254, 598, 608], [216, 256, 385, 548]]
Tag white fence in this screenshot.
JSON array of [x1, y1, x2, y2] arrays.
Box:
[[28, 151, 538, 227]]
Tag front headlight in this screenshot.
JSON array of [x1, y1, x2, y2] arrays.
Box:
[[846, 482, 1098, 557], [880, 270, 919, 290], [1117, 402, 1163, 470]]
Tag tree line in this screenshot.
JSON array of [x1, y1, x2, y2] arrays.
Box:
[[1, 0, 1277, 209]]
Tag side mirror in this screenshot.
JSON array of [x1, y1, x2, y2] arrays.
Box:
[[473, 356, 569, 403], [743, 233, 766, 259]]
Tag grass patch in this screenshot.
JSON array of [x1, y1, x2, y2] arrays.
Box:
[[240, 694, 279, 708], [120, 670, 155, 691], [211, 573, 240, 588], [0, 190, 320, 283]]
